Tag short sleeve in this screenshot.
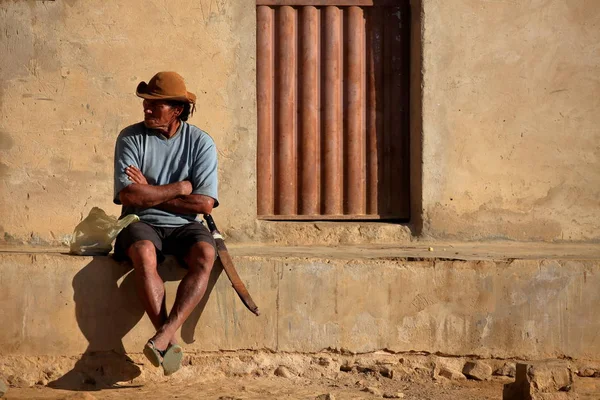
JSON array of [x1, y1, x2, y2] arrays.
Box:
[[191, 139, 219, 207], [113, 133, 140, 204]]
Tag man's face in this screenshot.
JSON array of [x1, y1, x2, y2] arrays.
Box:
[[142, 99, 181, 130]]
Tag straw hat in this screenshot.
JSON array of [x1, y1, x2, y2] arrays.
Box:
[[136, 71, 196, 104]]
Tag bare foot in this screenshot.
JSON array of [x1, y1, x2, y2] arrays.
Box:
[[149, 332, 171, 352], [150, 328, 178, 352]]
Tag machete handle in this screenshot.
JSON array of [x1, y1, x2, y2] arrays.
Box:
[[203, 214, 219, 234]]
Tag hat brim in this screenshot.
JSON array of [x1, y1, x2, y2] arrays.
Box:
[[136, 81, 196, 103]]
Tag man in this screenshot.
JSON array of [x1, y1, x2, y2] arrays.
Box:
[[113, 71, 218, 376]]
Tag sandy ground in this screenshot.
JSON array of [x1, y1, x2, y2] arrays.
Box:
[[3, 371, 507, 400]]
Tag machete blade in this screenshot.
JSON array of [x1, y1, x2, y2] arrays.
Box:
[[204, 214, 260, 316]]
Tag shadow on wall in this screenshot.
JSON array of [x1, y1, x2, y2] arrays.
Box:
[[408, 0, 423, 236], [48, 255, 222, 391]]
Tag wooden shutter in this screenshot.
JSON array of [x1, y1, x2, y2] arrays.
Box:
[[256, 0, 410, 220]]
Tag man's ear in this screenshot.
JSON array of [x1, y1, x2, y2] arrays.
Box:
[[174, 106, 183, 117]]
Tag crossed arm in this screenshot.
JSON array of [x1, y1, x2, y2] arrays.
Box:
[[118, 165, 215, 215]]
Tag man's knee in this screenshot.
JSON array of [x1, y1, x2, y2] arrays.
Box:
[[128, 240, 158, 267], [185, 242, 216, 273]]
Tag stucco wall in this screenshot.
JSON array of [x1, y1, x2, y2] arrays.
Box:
[[420, 0, 600, 241], [0, 0, 598, 244], [0, 0, 258, 245], [2, 251, 599, 360]]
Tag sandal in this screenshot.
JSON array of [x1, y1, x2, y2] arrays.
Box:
[[143, 340, 165, 368], [162, 344, 183, 376]]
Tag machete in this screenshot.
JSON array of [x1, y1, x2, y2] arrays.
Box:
[[203, 214, 260, 316]]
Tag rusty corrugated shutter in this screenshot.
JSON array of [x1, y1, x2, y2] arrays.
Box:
[[257, 0, 410, 220]]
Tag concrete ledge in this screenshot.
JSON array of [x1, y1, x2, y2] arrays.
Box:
[[2, 241, 598, 260], [0, 244, 599, 360]]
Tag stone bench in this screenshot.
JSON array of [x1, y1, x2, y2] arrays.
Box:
[[0, 242, 599, 388]]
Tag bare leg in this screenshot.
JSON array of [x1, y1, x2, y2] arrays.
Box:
[[149, 241, 215, 351], [127, 240, 169, 343]]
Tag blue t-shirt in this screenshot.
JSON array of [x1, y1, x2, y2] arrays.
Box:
[[113, 121, 219, 227]]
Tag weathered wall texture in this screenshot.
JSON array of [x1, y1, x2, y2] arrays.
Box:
[[420, 0, 600, 241], [1, 252, 599, 360], [0, 0, 258, 245], [0, 0, 413, 246], [0, 0, 598, 244]]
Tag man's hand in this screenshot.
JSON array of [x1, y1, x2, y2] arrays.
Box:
[[179, 181, 193, 196], [126, 165, 149, 185]]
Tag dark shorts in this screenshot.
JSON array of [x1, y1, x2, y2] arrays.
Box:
[[114, 221, 216, 266]]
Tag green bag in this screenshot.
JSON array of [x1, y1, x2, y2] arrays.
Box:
[[69, 207, 139, 255]]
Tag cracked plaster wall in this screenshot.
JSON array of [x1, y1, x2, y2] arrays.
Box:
[[0, 0, 257, 245], [420, 0, 600, 241], [0, 0, 598, 245]]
